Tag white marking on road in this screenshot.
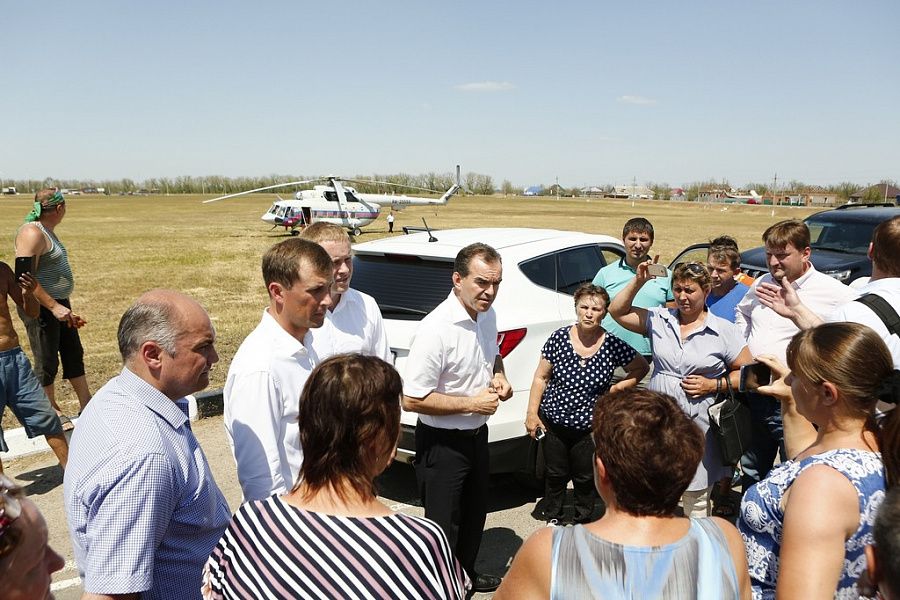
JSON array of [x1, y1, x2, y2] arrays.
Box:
[[51, 577, 82, 591]]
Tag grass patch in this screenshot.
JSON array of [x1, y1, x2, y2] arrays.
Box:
[[0, 193, 819, 427]]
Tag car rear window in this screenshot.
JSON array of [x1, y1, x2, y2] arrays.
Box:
[[519, 245, 611, 295], [806, 217, 876, 254], [352, 254, 453, 320]]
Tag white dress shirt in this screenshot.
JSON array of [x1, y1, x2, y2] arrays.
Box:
[[735, 264, 859, 362], [403, 292, 499, 430], [309, 288, 392, 363], [224, 310, 318, 501], [827, 277, 900, 369]]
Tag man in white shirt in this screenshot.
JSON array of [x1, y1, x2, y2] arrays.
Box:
[[224, 239, 333, 501], [403, 243, 513, 594], [300, 223, 391, 362], [735, 220, 858, 488], [755, 215, 900, 369]]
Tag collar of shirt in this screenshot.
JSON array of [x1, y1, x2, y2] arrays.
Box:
[[117, 366, 189, 430], [260, 308, 311, 358], [445, 291, 479, 325], [788, 263, 819, 289], [329, 287, 358, 319], [658, 307, 723, 338], [617, 257, 638, 273]]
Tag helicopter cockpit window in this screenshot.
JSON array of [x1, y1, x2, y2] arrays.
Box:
[[324, 190, 339, 202]]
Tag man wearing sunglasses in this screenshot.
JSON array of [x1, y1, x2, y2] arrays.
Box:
[[15, 188, 92, 429]]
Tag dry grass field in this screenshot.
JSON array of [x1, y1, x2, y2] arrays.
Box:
[[0, 192, 820, 428]]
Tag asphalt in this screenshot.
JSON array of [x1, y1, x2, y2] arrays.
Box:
[[4, 400, 555, 600]]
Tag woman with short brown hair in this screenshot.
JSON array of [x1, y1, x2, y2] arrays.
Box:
[[497, 388, 750, 599], [204, 354, 469, 599]]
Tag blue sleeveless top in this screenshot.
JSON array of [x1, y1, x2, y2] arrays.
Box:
[[738, 448, 885, 599], [550, 518, 740, 599]]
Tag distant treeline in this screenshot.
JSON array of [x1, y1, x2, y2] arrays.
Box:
[[4, 174, 895, 202], [3, 170, 496, 196]]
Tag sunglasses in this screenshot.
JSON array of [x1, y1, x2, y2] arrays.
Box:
[[685, 262, 708, 276], [0, 473, 24, 561]]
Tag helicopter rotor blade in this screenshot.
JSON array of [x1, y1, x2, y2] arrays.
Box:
[[202, 179, 322, 204], [341, 178, 446, 195]]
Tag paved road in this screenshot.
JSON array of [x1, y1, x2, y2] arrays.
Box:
[[7, 415, 558, 599]]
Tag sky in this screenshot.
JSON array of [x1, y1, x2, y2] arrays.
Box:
[[2, 1, 898, 189]]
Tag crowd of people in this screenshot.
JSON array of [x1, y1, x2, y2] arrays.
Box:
[[1, 189, 900, 599]]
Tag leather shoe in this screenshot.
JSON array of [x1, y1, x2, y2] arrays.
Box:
[[471, 573, 502, 593]]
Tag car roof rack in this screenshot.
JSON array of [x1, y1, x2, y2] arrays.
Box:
[[835, 200, 900, 210]]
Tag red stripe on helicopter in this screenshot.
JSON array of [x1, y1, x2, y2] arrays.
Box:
[[311, 211, 380, 219]]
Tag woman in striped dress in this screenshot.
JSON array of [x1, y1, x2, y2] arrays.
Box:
[[203, 354, 469, 599]]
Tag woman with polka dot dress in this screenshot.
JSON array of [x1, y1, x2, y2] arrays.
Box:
[[525, 283, 649, 524]]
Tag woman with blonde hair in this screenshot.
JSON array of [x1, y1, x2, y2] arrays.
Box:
[[739, 322, 900, 599]]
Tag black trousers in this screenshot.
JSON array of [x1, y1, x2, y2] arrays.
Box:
[[414, 421, 489, 578], [541, 418, 597, 522]]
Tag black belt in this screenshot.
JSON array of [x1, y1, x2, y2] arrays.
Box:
[[418, 421, 485, 438]]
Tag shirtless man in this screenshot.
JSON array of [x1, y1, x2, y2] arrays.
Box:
[[0, 260, 68, 472]]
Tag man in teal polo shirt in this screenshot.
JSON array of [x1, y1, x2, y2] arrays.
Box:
[[592, 217, 673, 359]]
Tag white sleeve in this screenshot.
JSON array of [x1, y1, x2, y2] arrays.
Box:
[[403, 327, 445, 398], [734, 281, 757, 341], [224, 370, 289, 501], [365, 297, 393, 364]]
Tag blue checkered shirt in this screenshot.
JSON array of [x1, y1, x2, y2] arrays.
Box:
[[64, 368, 231, 599]]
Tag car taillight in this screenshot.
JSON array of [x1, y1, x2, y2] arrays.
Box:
[[497, 328, 527, 358]]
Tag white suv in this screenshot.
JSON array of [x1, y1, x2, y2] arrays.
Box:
[[352, 228, 625, 475]]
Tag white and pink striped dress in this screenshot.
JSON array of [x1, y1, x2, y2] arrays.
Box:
[[202, 496, 469, 599]]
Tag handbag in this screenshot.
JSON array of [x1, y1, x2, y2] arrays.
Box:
[[707, 372, 752, 466]]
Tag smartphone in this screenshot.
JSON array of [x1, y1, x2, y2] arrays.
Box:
[[534, 427, 546, 441], [14, 256, 34, 280], [647, 263, 667, 278], [740, 362, 772, 393]]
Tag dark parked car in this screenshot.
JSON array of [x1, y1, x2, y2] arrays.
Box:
[[740, 202, 900, 284]]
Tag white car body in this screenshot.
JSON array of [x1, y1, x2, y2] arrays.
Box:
[[351, 228, 625, 473]]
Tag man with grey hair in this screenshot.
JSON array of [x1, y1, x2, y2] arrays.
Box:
[[63, 290, 230, 600]]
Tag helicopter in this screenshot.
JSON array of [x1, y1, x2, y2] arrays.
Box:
[[204, 165, 462, 236]]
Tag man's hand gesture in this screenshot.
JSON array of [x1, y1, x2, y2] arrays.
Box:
[[470, 388, 500, 415]]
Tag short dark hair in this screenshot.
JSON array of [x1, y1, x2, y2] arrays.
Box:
[[292, 354, 402, 501], [262, 238, 332, 291], [592, 389, 703, 516], [622, 217, 654, 241], [708, 235, 739, 251], [573, 283, 610, 308], [708, 246, 742, 270], [763, 219, 810, 250], [874, 486, 900, 598], [454, 243, 501, 278], [871, 215, 900, 277]]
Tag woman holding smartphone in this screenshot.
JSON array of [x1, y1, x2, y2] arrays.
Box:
[[609, 261, 754, 517], [525, 283, 648, 524]]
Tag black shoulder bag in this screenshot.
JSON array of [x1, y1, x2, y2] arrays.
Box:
[[707, 371, 753, 466], [855, 293, 900, 337]]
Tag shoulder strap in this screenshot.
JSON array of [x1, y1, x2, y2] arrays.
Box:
[[855, 293, 900, 337]]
